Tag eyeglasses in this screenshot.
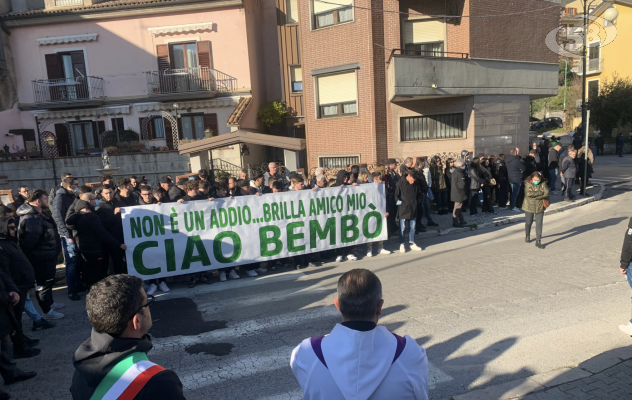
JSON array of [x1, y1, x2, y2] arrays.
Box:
[[133, 294, 154, 317]]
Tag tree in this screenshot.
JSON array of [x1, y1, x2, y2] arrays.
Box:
[[588, 74, 632, 138], [258, 100, 288, 131]]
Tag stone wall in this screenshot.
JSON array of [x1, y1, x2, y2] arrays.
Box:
[[0, 151, 191, 192]]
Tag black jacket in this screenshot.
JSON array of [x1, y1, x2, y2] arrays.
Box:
[[167, 186, 185, 203], [12, 194, 25, 210], [139, 196, 158, 206], [52, 186, 76, 238], [17, 203, 61, 261], [71, 330, 186, 400], [495, 160, 508, 184], [621, 217, 632, 270], [560, 156, 577, 179], [116, 193, 139, 207], [249, 184, 272, 195], [450, 168, 467, 203], [505, 154, 525, 184], [95, 199, 126, 243], [385, 169, 399, 197], [394, 178, 420, 220], [548, 148, 560, 169], [0, 266, 18, 337], [181, 194, 208, 202], [48, 185, 62, 206], [66, 205, 121, 254], [413, 167, 429, 195], [0, 217, 35, 290], [469, 167, 485, 190], [524, 156, 538, 177], [430, 164, 448, 192]]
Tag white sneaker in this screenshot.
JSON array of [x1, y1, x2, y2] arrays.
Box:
[[255, 268, 267, 273], [400, 244, 406, 253], [378, 248, 392, 255], [146, 283, 158, 296], [219, 272, 227, 282], [50, 302, 65, 310], [410, 243, 422, 251], [228, 270, 240, 279], [335, 255, 343, 262], [366, 251, 373, 258], [247, 270, 258, 277], [43, 309, 64, 320], [158, 282, 170, 293], [347, 254, 357, 261], [619, 322, 632, 336]]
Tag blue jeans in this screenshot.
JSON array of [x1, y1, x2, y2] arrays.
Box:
[[24, 293, 41, 322], [399, 219, 416, 244], [549, 168, 558, 192], [61, 237, 79, 292], [510, 183, 522, 209], [422, 195, 434, 223]]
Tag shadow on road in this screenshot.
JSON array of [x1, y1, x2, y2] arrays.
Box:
[[543, 217, 627, 247]]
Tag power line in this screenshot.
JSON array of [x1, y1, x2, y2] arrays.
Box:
[[312, 0, 562, 19]]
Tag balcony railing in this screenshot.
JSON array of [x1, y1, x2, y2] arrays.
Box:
[[561, 8, 577, 18], [55, 0, 83, 5], [387, 49, 469, 64], [32, 76, 105, 104], [145, 67, 237, 96], [571, 58, 604, 74]]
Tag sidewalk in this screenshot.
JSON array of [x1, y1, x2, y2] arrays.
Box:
[[452, 346, 632, 400], [388, 183, 605, 241]]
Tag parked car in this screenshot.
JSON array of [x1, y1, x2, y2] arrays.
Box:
[[530, 117, 563, 131]]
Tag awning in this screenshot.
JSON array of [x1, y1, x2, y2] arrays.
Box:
[[178, 130, 306, 155], [148, 22, 214, 36]]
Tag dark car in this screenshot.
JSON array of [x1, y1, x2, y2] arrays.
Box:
[[530, 117, 563, 132]]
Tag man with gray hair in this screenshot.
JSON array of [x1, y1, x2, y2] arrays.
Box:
[[560, 149, 577, 202], [315, 174, 327, 189], [264, 162, 287, 188], [399, 157, 414, 177], [291, 269, 429, 399]]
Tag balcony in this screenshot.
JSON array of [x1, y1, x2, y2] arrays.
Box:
[[387, 50, 559, 102], [31, 76, 105, 107], [561, 8, 580, 22], [571, 58, 604, 75], [145, 67, 237, 100]]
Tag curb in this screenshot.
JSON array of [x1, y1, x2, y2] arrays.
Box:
[[389, 184, 605, 242], [449, 347, 632, 400]]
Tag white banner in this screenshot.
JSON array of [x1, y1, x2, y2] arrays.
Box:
[[121, 184, 388, 280]]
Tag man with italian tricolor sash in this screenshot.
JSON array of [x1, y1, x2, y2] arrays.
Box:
[[70, 275, 185, 400]]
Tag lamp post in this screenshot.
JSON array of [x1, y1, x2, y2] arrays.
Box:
[[580, 2, 618, 195], [44, 136, 58, 188]]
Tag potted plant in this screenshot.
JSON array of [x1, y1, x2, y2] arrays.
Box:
[[130, 141, 146, 151]]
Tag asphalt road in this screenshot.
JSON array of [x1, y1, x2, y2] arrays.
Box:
[[7, 155, 632, 400]]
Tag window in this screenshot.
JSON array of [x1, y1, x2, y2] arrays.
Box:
[[71, 122, 96, 151], [178, 113, 219, 141], [55, 0, 82, 5], [290, 66, 303, 92], [44, 51, 87, 101], [153, 118, 165, 139], [111, 118, 125, 132], [170, 43, 198, 70], [286, 0, 299, 23], [316, 71, 357, 118], [319, 155, 360, 168], [400, 114, 464, 141], [403, 19, 445, 56], [588, 80, 599, 99], [312, 0, 353, 28]]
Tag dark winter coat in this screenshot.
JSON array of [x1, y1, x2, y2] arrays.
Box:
[[620, 217, 632, 270], [394, 178, 420, 220], [561, 156, 577, 179], [524, 156, 538, 177], [521, 180, 550, 214], [505, 154, 525, 184], [52, 186, 76, 238], [495, 160, 509, 183], [181, 194, 208, 202], [0, 266, 18, 337], [430, 164, 448, 192], [139, 196, 158, 206], [469, 167, 485, 190], [71, 330, 186, 400], [413, 167, 429, 195], [95, 198, 126, 243], [17, 203, 61, 261], [450, 168, 467, 203], [167, 186, 185, 203], [66, 203, 121, 254], [12, 194, 25, 210], [385, 169, 399, 196], [116, 193, 139, 207], [0, 217, 35, 290], [548, 147, 560, 169]]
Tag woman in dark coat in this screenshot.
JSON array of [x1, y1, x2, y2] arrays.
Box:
[[468, 158, 485, 216], [445, 158, 455, 213], [495, 154, 509, 209], [480, 158, 495, 214], [430, 156, 449, 215], [451, 160, 468, 227]]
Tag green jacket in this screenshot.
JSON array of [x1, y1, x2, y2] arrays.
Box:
[[521, 180, 550, 214]]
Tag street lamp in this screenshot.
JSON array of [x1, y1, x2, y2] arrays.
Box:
[[580, 3, 618, 194], [44, 136, 58, 187]]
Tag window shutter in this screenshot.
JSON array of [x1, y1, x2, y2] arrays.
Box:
[[196, 41, 212, 69], [156, 45, 171, 70], [203, 113, 219, 136], [91, 121, 103, 149], [111, 118, 125, 132], [318, 72, 357, 104], [45, 54, 61, 80], [163, 117, 174, 149], [54, 123, 71, 157], [70, 51, 87, 78], [140, 118, 155, 139], [403, 20, 445, 45]]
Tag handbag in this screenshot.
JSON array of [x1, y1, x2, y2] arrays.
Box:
[[542, 198, 550, 208]]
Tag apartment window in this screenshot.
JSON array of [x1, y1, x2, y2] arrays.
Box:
[[55, 0, 83, 5], [312, 0, 353, 28], [153, 118, 166, 138], [290, 66, 303, 92], [178, 113, 219, 140], [156, 41, 212, 71], [171, 43, 198, 69], [400, 114, 464, 141], [286, 0, 299, 23], [44, 51, 88, 101], [316, 71, 357, 118], [319, 155, 360, 168], [588, 80, 599, 99], [403, 19, 445, 56], [71, 122, 98, 151], [111, 118, 125, 132]]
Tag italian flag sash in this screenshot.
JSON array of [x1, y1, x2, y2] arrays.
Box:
[[90, 352, 165, 400]]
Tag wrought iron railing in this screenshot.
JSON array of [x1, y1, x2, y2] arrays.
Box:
[[32, 76, 104, 104], [145, 67, 237, 96], [212, 159, 242, 178], [388, 49, 469, 63]]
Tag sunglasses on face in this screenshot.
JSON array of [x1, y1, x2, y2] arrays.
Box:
[[133, 295, 155, 318]]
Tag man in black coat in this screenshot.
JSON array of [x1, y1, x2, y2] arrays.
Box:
[[48, 172, 73, 205], [450, 160, 468, 227], [17, 189, 64, 320], [52, 176, 81, 301], [395, 170, 422, 254], [71, 275, 185, 400], [385, 159, 399, 236], [94, 185, 127, 276], [115, 178, 139, 207], [560, 150, 577, 201], [0, 216, 41, 356], [12, 186, 29, 210], [548, 143, 562, 194], [505, 148, 525, 211]]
